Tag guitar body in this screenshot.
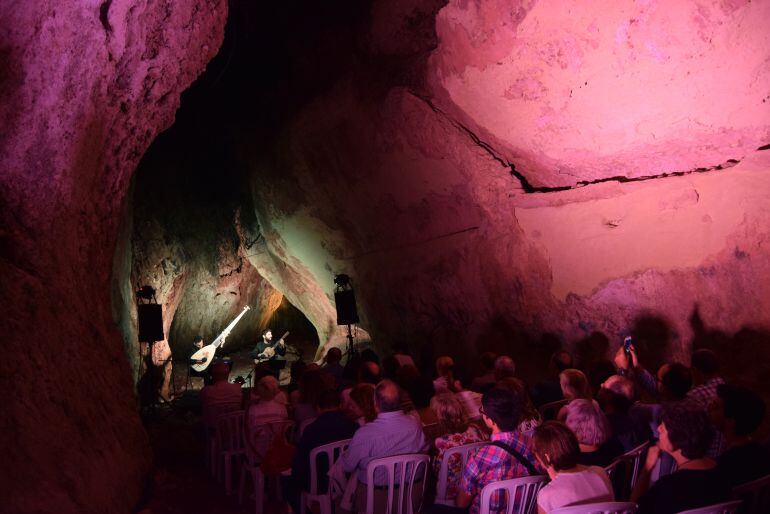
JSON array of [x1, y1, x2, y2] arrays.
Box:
[[191, 344, 217, 372]]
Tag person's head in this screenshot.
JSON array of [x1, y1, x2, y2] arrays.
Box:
[[396, 363, 420, 391], [374, 379, 401, 413], [316, 388, 342, 412], [360, 348, 380, 365], [299, 369, 327, 406], [657, 362, 692, 400], [560, 369, 592, 401], [435, 356, 455, 378], [533, 421, 581, 475], [358, 361, 381, 385], [325, 347, 342, 365], [211, 361, 231, 383], [194, 335, 204, 348], [658, 401, 714, 460], [382, 355, 400, 379], [564, 399, 610, 447], [691, 349, 720, 384], [256, 375, 280, 401], [408, 375, 435, 409], [350, 383, 376, 422], [711, 384, 766, 438], [497, 377, 538, 421], [431, 394, 469, 435], [480, 387, 522, 433], [480, 352, 498, 373], [550, 351, 573, 375], [263, 329, 273, 341], [494, 355, 516, 381], [598, 375, 635, 413]]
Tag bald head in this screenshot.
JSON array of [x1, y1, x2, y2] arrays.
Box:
[[375, 379, 401, 413], [494, 356, 515, 380]]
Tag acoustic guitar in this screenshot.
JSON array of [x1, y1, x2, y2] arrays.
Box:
[[190, 306, 250, 372]]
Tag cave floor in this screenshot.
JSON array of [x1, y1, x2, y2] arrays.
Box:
[[137, 409, 289, 514]]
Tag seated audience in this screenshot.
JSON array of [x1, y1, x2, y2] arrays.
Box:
[[597, 375, 651, 451], [392, 343, 416, 368], [613, 343, 657, 400], [323, 347, 345, 387], [494, 355, 516, 381], [531, 350, 573, 407], [409, 375, 439, 428], [563, 399, 623, 467], [712, 383, 770, 488], [292, 367, 328, 426], [533, 421, 614, 513], [348, 383, 377, 425], [688, 349, 726, 457], [456, 387, 537, 514], [341, 360, 382, 411], [556, 369, 593, 421], [471, 351, 498, 393], [396, 363, 420, 408], [434, 356, 462, 394], [432, 394, 488, 501], [633, 401, 729, 514], [247, 375, 289, 457], [283, 388, 358, 514], [630, 362, 691, 440], [199, 361, 243, 428], [342, 380, 427, 510], [498, 377, 542, 434]]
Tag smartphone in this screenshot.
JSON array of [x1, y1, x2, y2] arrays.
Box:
[[623, 336, 633, 353]]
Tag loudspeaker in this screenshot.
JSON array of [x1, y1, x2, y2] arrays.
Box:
[[334, 289, 359, 325], [138, 304, 164, 342]]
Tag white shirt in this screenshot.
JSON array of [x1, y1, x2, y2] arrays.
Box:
[[537, 466, 614, 513]]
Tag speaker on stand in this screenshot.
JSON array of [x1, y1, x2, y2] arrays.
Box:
[[334, 274, 359, 359], [136, 286, 165, 416]]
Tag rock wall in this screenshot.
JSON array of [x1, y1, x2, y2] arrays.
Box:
[[0, 1, 226, 512]]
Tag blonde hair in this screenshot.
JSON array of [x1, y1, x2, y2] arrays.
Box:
[[430, 394, 468, 435], [560, 369, 592, 401], [256, 375, 280, 401]]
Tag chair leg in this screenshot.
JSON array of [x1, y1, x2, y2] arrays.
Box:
[[224, 455, 232, 495], [300, 492, 307, 514], [254, 469, 265, 514], [239, 465, 248, 505], [320, 495, 332, 514]]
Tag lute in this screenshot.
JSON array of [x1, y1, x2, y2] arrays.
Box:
[[190, 306, 251, 372], [255, 331, 290, 362]]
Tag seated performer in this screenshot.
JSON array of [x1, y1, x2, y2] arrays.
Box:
[[251, 328, 287, 379]]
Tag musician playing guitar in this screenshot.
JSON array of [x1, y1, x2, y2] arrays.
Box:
[[251, 329, 288, 379]]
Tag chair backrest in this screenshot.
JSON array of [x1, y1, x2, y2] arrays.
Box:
[[297, 416, 317, 441], [605, 441, 649, 500], [675, 499, 743, 514], [538, 399, 568, 421], [733, 473, 770, 514], [619, 441, 649, 494], [308, 438, 352, 495], [478, 475, 548, 514], [435, 442, 490, 503], [203, 401, 241, 430], [365, 453, 430, 514], [246, 419, 295, 463], [550, 501, 638, 514], [215, 410, 246, 452]]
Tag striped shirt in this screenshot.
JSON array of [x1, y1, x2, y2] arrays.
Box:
[[460, 431, 535, 514]]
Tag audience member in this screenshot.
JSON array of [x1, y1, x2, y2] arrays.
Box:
[[283, 388, 358, 514], [381, 354, 401, 380], [292, 368, 328, 426], [341, 360, 382, 413], [494, 355, 516, 381], [533, 421, 614, 513], [246, 375, 289, 457], [392, 343, 416, 368], [409, 375, 438, 428], [323, 347, 345, 387], [199, 361, 243, 428], [342, 380, 427, 511], [431, 394, 488, 501], [688, 349, 726, 456], [348, 383, 377, 425], [456, 387, 536, 514], [712, 383, 770, 488], [633, 401, 729, 514], [434, 356, 462, 394], [563, 399, 622, 467], [597, 375, 651, 451], [613, 343, 657, 400], [630, 362, 691, 440], [360, 348, 381, 365], [471, 352, 498, 393], [531, 350, 572, 407], [556, 369, 593, 421], [498, 377, 542, 435]]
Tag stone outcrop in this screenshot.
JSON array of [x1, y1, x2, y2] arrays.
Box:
[[0, 1, 226, 512]]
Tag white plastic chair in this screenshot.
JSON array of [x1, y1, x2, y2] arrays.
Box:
[[203, 401, 241, 474], [550, 502, 638, 514], [299, 438, 352, 514], [215, 410, 246, 495], [434, 442, 489, 505], [478, 475, 548, 514], [363, 453, 430, 514], [676, 499, 743, 514], [238, 420, 295, 513], [605, 441, 649, 500], [297, 416, 317, 440], [733, 473, 770, 514]]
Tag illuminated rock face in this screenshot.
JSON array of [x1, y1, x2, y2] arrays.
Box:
[[0, 1, 226, 512]]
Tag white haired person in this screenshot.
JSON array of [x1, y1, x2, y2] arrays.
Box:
[[247, 375, 288, 457], [563, 399, 623, 467]]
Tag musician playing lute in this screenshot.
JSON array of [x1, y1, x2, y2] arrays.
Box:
[[251, 329, 288, 378]]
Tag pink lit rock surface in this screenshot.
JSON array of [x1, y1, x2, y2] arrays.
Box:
[[0, 1, 226, 512]]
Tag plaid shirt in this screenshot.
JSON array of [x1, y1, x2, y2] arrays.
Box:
[[687, 377, 726, 457], [460, 431, 535, 514]]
